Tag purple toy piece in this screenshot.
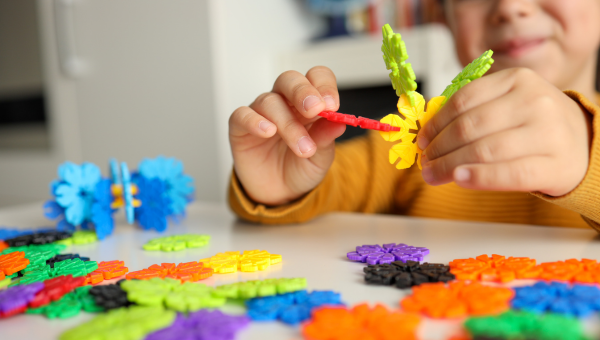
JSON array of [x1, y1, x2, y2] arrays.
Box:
[[347, 243, 430, 265], [145, 309, 250, 340], [0, 282, 44, 313]]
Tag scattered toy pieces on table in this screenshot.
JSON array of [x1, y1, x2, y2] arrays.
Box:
[[27, 285, 103, 319], [364, 260, 455, 288], [0, 281, 44, 317], [125, 261, 213, 282], [199, 250, 282, 273], [246, 289, 344, 325], [213, 278, 307, 299], [347, 243, 430, 264], [450, 254, 538, 282], [302, 303, 421, 340], [145, 309, 250, 340], [511, 281, 600, 317], [143, 234, 210, 252]]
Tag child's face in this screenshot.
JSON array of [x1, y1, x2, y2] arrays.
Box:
[[444, 0, 600, 89]]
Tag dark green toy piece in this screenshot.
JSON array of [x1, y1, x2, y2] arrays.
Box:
[[440, 50, 494, 105], [381, 24, 418, 107]]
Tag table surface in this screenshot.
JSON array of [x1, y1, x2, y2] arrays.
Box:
[[1, 201, 600, 340]]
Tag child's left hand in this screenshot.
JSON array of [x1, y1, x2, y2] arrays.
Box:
[[417, 67, 593, 197]]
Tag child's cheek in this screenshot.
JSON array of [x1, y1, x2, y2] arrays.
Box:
[[448, 6, 488, 67]]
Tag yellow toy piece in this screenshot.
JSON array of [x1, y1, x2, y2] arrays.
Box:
[[110, 184, 141, 209], [199, 250, 282, 274]]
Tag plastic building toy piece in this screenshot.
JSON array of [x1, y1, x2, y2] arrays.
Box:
[[28, 274, 86, 308], [0, 251, 30, 276], [449, 254, 537, 283], [363, 261, 455, 288], [534, 258, 600, 283], [56, 230, 98, 245], [0, 241, 8, 252], [213, 278, 308, 299], [145, 309, 250, 340], [199, 250, 282, 274], [143, 234, 211, 252], [121, 277, 226, 312], [511, 281, 600, 317], [347, 243, 430, 264], [441, 50, 494, 105], [59, 305, 177, 340], [4, 230, 72, 247], [46, 254, 90, 268], [0, 278, 10, 289], [400, 281, 514, 318], [27, 285, 103, 319], [14, 258, 98, 286], [246, 289, 344, 325], [465, 310, 587, 340], [317, 111, 401, 132], [381, 24, 417, 106], [53, 162, 103, 227], [0, 282, 44, 318], [302, 303, 421, 340], [88, 281, 131, 310], [1, 243, 67, 269], [0, 227, 36, 241], [125, 261, 213, 282], [84, 260, 128, 285]]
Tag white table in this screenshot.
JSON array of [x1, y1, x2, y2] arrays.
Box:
[[1, 202, 600, 339]]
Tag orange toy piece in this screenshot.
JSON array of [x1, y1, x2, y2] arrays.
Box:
[[537, 258, 600, 283], [302, 303, 421, 340], [0, 241, 8, 252], [400, 281, 514, 319], [84, 260, 129, 285], [449, 254, 536, 283], [0, 251, 30, 276], [125, 261, 213, 282]]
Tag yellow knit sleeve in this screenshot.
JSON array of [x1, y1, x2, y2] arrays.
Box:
[[227, 130, 407, 224], [531, 90, 600, 233]]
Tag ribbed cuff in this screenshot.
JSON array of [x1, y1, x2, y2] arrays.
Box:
[[531, 90, 600, 232]]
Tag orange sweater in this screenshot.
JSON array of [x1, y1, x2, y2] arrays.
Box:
[[228, 90, 600, 233]]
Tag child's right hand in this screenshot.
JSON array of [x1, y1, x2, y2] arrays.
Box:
[[229, 66, 346, 206]]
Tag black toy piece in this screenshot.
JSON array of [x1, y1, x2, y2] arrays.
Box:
[[88, 280, 131, 310], [46, 254, 91, 268], [4, 230, 72, 247], [363, 260, 455, 289]]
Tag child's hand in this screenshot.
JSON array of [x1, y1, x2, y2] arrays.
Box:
[[229, 67, 346, 206], [417, 68, 593, 197]]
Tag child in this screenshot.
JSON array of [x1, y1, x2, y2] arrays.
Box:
[[227, 0, 600, 232]]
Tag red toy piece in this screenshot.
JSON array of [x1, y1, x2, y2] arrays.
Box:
[[0, 251, 30, 276], [0, 241, 8, 252], [84, 260, 129, 285], [29, 275, 86, 308], [318, 111, 401, 132], [0, 305, 27, 318]]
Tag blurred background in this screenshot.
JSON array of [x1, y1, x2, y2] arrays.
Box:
[[0, 0, 462, 207]]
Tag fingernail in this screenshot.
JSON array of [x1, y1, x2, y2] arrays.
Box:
[[298, 136, 316, 154], [303, 95, 322, 112], [455, 167, 471, 182], [422, 165, 434, 184], [259, 120, 274, 133], [324, 96, 336, 110], [417, 136, 429, 150], [421, 154, 429, 167]]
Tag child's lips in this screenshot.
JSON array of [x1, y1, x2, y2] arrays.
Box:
[[493, 37, 547, 58]]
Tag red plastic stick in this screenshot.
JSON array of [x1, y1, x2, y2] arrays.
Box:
[[318, 111, 400, 132]]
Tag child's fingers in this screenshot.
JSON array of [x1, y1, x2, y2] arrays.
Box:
[[229, 106, 277, 139], [452, 156, 554, 192], [423, 91, 526, 161], [305, 66, 340, 111], [272, 70, 326, 119], [302, 119, 346, 171], [422, 128, 544, 185], [418, 68, 520, 149], [249, 92, 317, 158]]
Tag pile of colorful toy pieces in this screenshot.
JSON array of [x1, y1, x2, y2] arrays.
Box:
[[43, 156, 195, 240]]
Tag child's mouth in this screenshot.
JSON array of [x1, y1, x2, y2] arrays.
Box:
[[494, 37, 547, 58]]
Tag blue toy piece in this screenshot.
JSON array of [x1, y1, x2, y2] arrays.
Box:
[[512, 281, 600, 318], [120, 162, 135, 225], [0, 228, 35, 240], [246, 290, 343, 325], [109, 159, 121, 186]]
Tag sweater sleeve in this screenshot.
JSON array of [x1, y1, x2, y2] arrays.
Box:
[[228, 130, 408, 224], [531, 90, 600, 233]]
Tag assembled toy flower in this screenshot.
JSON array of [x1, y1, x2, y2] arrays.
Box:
[[379, 24, 494, 169], [44, 156, 194, 239]]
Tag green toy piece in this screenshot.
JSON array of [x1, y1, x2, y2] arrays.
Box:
[[465, 310, 588, 340], [10, 258, 98, 286], [120, 277, 226, 312], [440, 49, 494, 105], [213, 277, 307, 300], [1, 243, 67, 268], [60, 305, 176, 340], [381, 24, 418, 107], [0, 278, 10, 289], [27, 286, 104, 319], [56, 230, 99, 245], [143, 234, 210, 252]]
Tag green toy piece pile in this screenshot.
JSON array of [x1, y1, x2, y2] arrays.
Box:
[[27, 286, 103, 319], [1, 243, 67, 268], [59, 305, 176, 340], [213, 277, 308, 300], [465, 310, 588, 340], [120, 277, 226, 312], [143, 234, 210, 252], [11, 258, 98, 286]]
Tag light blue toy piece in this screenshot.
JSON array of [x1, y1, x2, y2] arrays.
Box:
[[121, 162, 134, 224], [109, 158, 121, 186]]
